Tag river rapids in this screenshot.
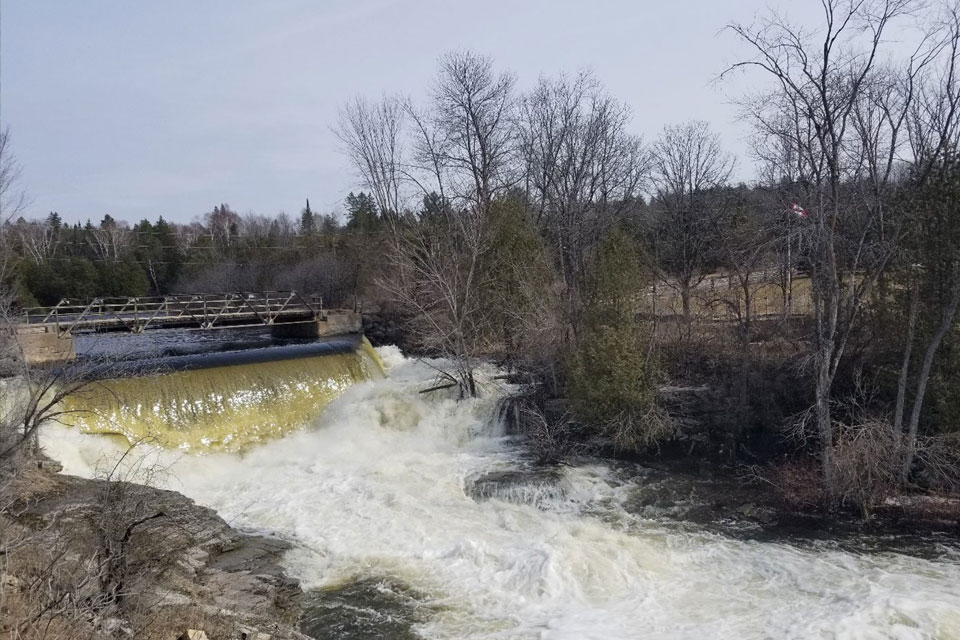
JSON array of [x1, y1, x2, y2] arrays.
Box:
[[40, 345, 960, 639]]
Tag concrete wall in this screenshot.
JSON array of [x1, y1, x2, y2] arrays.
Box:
[[270, 312, 363, 339], [17, 328, 76, 364], [321, 312, 363, 336]]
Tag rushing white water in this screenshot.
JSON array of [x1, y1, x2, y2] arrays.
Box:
[[41, 347, 960, 640]]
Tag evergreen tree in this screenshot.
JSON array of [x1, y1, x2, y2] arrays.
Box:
[[319, 213, 340, 233], [46, 211, 62, 230], [300, 199, 316, 234], [419, 192, 451, 221], [480, 194, 555, 357], [96, 254, 149, 298], [566, 228, 666, 449], [345, 192, 379, 232]]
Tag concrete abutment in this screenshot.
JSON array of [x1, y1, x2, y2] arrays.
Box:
[[269, 311, 363, 339], [16, 328, 77, 364]]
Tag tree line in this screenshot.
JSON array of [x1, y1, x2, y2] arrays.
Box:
[[0, 192, 384, 308]]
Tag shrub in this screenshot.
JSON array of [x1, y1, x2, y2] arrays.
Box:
[[565, 228, 669, 450], [832, 420, 901, 518], [766, 458, 825, 510]]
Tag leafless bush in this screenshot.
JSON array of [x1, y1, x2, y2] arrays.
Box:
[[0, 354, 124, 472], [600, 405, 676, 453], [87, 448, 170, 609], [832, 420, 902, 518], [779, 392, 960, 516], [2, 518, 115, 640], [914, 432, 960, 491], [518, 403, 590, 465], [780, 403, 820, 447], [781, 390, 903, 516], [761, 458, 825, 510]]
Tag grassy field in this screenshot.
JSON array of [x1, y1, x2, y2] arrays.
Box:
[[649, 272, 814, 321]]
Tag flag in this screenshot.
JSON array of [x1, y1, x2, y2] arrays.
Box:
[[790, 203, 807, 218]]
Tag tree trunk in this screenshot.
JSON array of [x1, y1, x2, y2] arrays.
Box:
[[901, 281, 960, 482], [734, 279, 753, 461], [893, 279, 920, 434], [815, 353, 836, 496], [782, 236, 793, 320]]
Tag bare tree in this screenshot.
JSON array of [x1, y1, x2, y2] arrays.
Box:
[[519, 72, 648, 337], [425, 51, 517, 213], [726, 0, 931, 496], [907, 3, 960, 171], [373, 52, 520, 393], [650, 121, 735, 321], [0, 128, 29, 226], [15, 220, 59, 265], [336, 95, 406, 225], [384, 206, 493, 397], [88, 219, 133, 263], [895, 3, 960, 481]]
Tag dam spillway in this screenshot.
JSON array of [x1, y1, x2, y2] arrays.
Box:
[[59, 334, 384, 451]]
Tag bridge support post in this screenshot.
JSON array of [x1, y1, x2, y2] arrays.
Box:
[[16, 328, 76, 364], [270, 312, 363, 339]]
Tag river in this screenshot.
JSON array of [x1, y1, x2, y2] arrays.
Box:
[[41, 344, 960, 639]]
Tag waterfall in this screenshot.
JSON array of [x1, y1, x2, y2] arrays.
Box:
[[41, 345, 960, 639], [58, 336, 384, 452]]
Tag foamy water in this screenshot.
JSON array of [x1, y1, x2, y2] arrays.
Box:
[[41, 346, 960, 639]]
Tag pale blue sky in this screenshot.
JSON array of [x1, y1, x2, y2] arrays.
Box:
[[1, 1, 824, 223]]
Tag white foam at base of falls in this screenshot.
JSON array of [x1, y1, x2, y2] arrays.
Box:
[[41, 345, 960, 639]]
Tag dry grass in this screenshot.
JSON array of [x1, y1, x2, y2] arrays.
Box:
[[649, 272, 814, 320]]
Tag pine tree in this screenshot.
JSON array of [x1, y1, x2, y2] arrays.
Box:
[[345, 192, 379, 231], [299, 199, 316, 234]]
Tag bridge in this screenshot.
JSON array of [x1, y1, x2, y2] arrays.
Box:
[[14, 291, 363, 364]]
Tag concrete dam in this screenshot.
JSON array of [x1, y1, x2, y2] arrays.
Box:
[[59, 336, 384, 451], [11, 291, 380, 451]]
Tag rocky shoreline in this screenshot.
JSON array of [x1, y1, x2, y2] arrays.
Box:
[[1, 466, 308, 639]]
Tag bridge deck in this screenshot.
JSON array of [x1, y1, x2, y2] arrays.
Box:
[[20, 291, 324, 336]]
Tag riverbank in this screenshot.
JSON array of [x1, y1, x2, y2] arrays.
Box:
[[514, 365, 960, 538], [612, 456, 960, 548], [1, 464, 307, 639]]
